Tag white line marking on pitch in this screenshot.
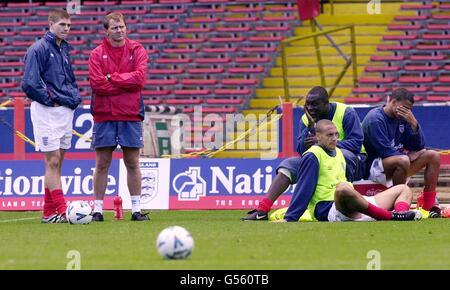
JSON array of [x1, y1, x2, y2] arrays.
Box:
[[0, 217, 40, 223]]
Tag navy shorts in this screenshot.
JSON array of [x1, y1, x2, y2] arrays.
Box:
[[91, 121, 144, 149]]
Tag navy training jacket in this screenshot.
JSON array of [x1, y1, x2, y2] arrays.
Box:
[[21, 31, 81, 110]]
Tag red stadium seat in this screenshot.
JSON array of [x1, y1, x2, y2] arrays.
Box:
[[166, 99, 202, 105], [394, 15, 428, 21], [83, 1, 118, 6], [163, 48, 198, 54], [262, 15, 297, 22], [422, 34, 450, 40], [358, 77, 395, 84], [345, 97, 383, 104], [151, 8, 187, 15], [156, 58, 192, 64], [377, 45, 412, 51], [409, 55, 446, 61], [195, 57, 231, 64], [210, 37, 246, 43], [426, 24, 450, 30], [427, 96, 450, 102], [0, 82, 19, 88], [235, 57, 271, 63], [201, 47, 237, 53], [181, 79, 218, 86], [352, 87, 388, 94], [370, 55, 406, 62], [146, 79, 178, 86], [149, 68, 184, 75], [223, 16, 259, 23], [191, 8, 225, 14], [364, 66, 400, 73], [416, 44, 450, 50], [387, 24, 422, 31], [214, 89, 251, 95], [221, 78, 258, 85], [187, 68, 225, 74], [216, 26, 251, 33], [382, 35, 417, 41], [143, 18, 178, 24], [400, 4, 436, 10], [143, 99, 163, 105], [185, 17, 220, 24], [432, 86, 450, 93], [142, 90, 171, 96], [174, 89, 210, 96], [249, 36, 283, 42], [228, 67, 265, 74], [398, 77, 435, 83], [404, 65, 440, 71], [439, 77, 450, 83], [178, 27, 212, 33], [205, 98, 244, 104]]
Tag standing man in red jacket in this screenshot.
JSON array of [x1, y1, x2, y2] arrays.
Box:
[[88, 12, 149, 221]]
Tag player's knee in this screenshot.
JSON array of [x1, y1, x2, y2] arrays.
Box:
[[335, 182, 354, 199], [96, 159, 112, 172], [398, 184, 412, 196], [426, 150, 440, 165], [394, 155, 410, 171], [45, 157, 61, 170]]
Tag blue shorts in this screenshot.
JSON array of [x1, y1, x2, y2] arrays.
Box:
[[91, 121, 144, 149]]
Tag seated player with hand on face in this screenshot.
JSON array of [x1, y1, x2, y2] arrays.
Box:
[[362, 88, 441, 218]]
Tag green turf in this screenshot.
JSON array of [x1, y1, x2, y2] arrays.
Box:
[[0, 210, 449, 270]]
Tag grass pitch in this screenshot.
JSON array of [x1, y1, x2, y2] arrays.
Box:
[[0, 210, 449, 270]]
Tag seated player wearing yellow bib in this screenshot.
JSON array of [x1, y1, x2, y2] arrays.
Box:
[[242, 86, 366, 221], [273, 120, 421, 223]]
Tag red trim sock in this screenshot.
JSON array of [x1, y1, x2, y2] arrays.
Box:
[[43, 188, 55, 217], [362, 203, 392, 220], [50, 189, 67, 215], [394, 201, 410, 212], [257, 198, 273, 213], [422, 191, 437, 210]]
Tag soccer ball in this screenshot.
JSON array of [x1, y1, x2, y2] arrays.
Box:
[[66, 200, 93, 225], [156, 226, 194, 259]]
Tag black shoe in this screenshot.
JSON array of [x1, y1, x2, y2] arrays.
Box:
[[391, 210, 422, 221], [241, 209, 268, 221], [429, 206, 441, 218], [92, 212, 104, 222], [131, 211, 150, 221]]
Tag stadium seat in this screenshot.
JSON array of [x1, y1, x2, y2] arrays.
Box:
[[398, 77, 436, 83], [427, 96, 450, 102], [205, 98, 243, 104], [181, 79, 218, 86], [166, 99, 203, 105], [364, 66, 400, 73], [352, 87, 388, 94], [344, 97, 383, 104]]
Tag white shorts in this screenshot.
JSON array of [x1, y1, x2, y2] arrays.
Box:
[[327, 196, 377, 222], [368, 157, 394, 188], [30, 101, 74, 152]]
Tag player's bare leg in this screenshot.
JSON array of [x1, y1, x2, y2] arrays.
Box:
[[408, 149, 441, 214], [334, 182, 418, 221], [241, 172, 290, 221], [92, 147, 114, 221], [382, 155, 410, 185], [122, 147, 149, 221]]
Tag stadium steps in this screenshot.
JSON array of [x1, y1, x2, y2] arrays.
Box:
[[248, 2, 413, 111], [349, 2, 450, 103]]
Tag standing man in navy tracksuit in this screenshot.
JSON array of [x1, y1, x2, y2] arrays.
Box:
[[22, 9, 81, 223], [362, 88, 441, 217]]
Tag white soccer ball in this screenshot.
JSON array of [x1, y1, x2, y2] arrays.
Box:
[[66, 200, 93, 225], [156, 226, 194, 259]]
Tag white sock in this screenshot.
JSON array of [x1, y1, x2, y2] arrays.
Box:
[[94, 200, 103, 214], [131, 196, 140, 213]]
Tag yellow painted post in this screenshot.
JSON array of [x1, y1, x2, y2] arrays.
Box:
[[311, 20, 326, 88], [330, 0, 334, 15]]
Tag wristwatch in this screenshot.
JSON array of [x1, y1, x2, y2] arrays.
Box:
[[106, 74, 111, 81]]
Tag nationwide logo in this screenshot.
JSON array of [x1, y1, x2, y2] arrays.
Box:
[[172, 167, 206, 201]]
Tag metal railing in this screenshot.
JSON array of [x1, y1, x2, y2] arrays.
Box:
[[280, 23, 358, 101]]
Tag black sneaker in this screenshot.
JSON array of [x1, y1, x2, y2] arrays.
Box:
[[241, 209, 268, 221], [428, 206, 441, 218], [391, 210, 422, 221], [92, 212, 104, 222], [131, 211, 150, 221]]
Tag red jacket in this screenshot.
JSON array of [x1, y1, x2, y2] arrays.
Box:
[[89, 38, 148, 123]]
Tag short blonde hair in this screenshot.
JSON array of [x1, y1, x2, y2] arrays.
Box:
[[48, 8, 70, 23], [103, 12, 126, 29]]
